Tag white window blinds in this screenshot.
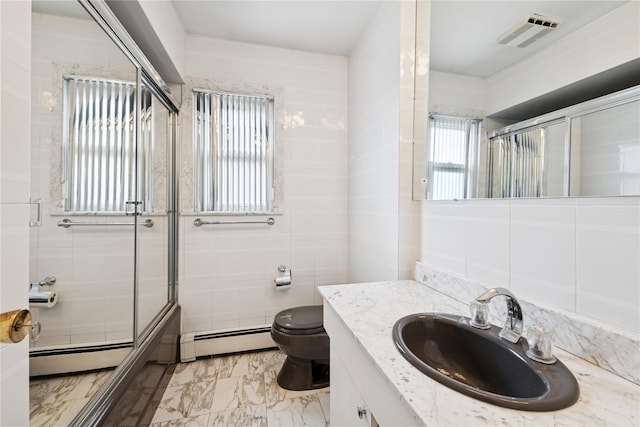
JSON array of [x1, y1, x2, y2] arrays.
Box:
[[488, 128, 546, 198], [428, 115, 482, 200], [62, 76, 154, 213], [193, 90, 274, 213]]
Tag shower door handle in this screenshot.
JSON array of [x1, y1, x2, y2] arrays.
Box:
[[30, 198, 42, 227], [125, 201, 142, 216]]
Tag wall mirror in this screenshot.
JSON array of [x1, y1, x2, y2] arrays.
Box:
[[481, 88, 640, 199], [29, 0, 178, 423], [414, 0, 640, 200]]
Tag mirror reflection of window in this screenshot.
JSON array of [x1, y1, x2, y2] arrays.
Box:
[[62, 76, 154, 213], [486, 121, 567, 199], [428, 115, 482, 200]]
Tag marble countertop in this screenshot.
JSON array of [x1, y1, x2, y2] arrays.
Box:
[[319, 280, 640, 426]]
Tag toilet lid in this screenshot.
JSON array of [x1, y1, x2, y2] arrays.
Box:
[[273, 305, 324, 335]]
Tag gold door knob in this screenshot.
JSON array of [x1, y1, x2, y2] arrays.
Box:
[[0, 309, 35, 343]]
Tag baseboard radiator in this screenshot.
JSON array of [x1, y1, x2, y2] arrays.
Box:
[[30, 342, 132, 377], [181, 325, 277, 361]]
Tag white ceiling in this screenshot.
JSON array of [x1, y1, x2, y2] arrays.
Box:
[[33, 1, 629, 79], [171, 0, 382, 56], [172, 0, 627, 78], [430, 1, 627, 78]]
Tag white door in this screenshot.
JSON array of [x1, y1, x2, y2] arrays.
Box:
[[0, 1, 32, 425]]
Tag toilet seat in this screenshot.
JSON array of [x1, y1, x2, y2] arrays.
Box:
[[273, 305, 324, 335]]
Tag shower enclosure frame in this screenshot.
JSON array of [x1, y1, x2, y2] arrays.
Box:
[[56, 0, 182, 425]]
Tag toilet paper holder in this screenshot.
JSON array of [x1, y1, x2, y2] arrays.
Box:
[[29, 275, 58, 308], [275, 265, 292, 287], [31, 275, 56, 288]]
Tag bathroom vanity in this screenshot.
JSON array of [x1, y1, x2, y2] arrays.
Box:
[[319, 280, 640, 426]]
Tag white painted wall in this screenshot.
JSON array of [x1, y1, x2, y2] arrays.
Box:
[[0, 0, 31, 425], [348, 1, 419, 282], [178, 35, 349, 335], [428, 70, 486, 117]]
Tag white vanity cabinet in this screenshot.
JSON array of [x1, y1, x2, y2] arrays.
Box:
[[324, 303, 422, 427], [330, 346, 374, 426]]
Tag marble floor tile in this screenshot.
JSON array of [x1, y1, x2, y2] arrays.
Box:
[[264, 370, 329, 404], [29, 349, 330, 427], [210, 373, 265, 412], [266, 394, 328, 427], [169, 357, 220, 387], [208, 403, 268, 427], [217, 351, 271, 379], [262, 349, 287, 372], [30, 369, 112, 426], [150, 413, 210, 427], [151, 380, 217, 423], [317, 390, 330, 424], [30, 369, 111, 406], [30, 397, 90, 427]]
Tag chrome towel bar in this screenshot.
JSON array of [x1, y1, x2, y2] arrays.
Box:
[[57, 218, 154, 228], [193, 217, 275, 227]]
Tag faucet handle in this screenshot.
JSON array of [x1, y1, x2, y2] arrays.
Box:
[[469, 301, 491, 329], [526, 325, 557, 364]]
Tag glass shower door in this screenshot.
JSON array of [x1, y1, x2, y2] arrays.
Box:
[[29, 0, 140, 358], [134, 78, 176, 342]]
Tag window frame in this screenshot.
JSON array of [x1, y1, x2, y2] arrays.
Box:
[[61, 75, 154, 214], [427, 114, 482, 200], [192, 88, 276, 214]]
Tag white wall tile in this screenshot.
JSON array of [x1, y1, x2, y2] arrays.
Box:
[[348, 0, 407, 282], [0, 340, 29, 427], [1, 59, 30, 203], [576, 197, 640, 333], [510, 199, 577, 311], [465, 200, 510, 288], [420, 201, 467, 276], [420, 195, 640, 335], [0, 204, 30, 311], [180, 35, 348, 334]]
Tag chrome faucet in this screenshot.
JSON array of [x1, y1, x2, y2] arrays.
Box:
[[470, 287, 523, 344]]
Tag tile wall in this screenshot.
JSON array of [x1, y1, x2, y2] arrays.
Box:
[[178, 35, 349, 335], [348, 0, 420, 283], [420, 196, 640, 335], [0, 1, 31, 425]]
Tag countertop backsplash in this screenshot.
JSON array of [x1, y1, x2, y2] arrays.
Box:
[[415, 262, 640, 385]]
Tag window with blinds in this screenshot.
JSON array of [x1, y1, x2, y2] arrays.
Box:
[[193, 90, 275, 213], [62, 76, 154, 213], [428, 115, 482, 200], [488, 128, 546, 198]]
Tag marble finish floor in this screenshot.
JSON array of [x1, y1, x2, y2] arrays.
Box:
[[151, 349, 330, 427], [28, 349, 328, 426], [30, 369, 113, 426]]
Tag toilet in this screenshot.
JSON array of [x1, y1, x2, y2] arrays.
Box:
[[270, 305, 330, 391]]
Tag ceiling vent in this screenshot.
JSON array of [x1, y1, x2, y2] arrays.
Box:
[[497, 13, 560, 48]]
